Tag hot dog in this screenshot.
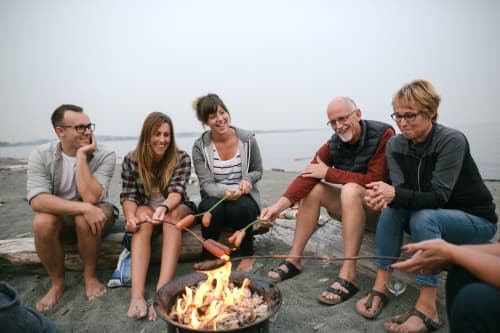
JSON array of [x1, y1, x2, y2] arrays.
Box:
[[175, 214, 196, 230], [193, 258, 228, 271], [201, 212, 212, 228]]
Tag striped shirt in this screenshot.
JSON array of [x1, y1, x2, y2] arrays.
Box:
[[212, 144, 242, 189]]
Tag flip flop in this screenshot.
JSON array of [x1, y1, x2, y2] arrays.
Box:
[[356, 289, 388, 319], [318, 277, 359, 305], [385, 307, 443, 333], [268, 260, 301, 283]]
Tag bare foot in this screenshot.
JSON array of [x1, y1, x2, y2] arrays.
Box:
[[85, 277, 106, 300], [36, 282, 66, 312], [127, 297, 148, 319], [148, 303, 157, 321], [236, 258, 256, 272]]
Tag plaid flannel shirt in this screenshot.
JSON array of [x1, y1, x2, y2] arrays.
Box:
[[120, 149, 191, 205]]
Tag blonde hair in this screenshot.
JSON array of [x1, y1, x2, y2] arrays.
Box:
[[136, 112, 178, 196], [392, 79, 441, 121]]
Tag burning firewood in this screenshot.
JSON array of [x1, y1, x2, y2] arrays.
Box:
[[168, 259, 270, 330]]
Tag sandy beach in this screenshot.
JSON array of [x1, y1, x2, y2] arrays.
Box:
[[1, 157, 498, 332]]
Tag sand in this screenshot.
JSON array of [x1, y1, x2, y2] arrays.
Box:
[[1, 157, 498, 332]]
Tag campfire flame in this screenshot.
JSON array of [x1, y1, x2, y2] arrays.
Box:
[[172, 255, 266, 330]]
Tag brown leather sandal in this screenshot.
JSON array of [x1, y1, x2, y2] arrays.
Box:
[[385, 307, 443, 333], [356, 289, 388, 319]]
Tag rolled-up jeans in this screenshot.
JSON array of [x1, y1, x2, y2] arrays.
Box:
[[373, 208, 497, 288]]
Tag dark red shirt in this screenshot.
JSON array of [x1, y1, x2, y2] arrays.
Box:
[[283, 127, 395, 204]]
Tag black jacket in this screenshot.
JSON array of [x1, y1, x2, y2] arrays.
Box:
[[387, 123, 497, 223]]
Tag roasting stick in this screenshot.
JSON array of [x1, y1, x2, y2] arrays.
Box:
[[193, 255, 405, 271], [136, 218, 205, 243], [137, 218, 232, 257], [230, 254, 405, 262]]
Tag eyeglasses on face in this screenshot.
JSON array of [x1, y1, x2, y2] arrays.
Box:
[[60, 123, 95, 133], [326, 109, 356, 127], [390, 112, 422, 122]]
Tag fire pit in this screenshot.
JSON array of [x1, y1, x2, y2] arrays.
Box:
[[154, 270, 282, 333]]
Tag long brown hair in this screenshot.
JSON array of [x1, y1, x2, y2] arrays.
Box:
[[136, 112, 178, 196]]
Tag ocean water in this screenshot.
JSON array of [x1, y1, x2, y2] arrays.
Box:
[[1, 128, 499, 179]]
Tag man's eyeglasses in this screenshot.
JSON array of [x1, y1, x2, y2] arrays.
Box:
[[390, 112, 422, 122], [60, 123, 95, 133], [326, 109, 356, 127]]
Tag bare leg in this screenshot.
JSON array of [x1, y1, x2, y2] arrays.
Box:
[[32, 213, 66, 312], [148, 204, 192, 321], [128, 206, 154, 319], [74, 214, 106, 301], [320, 183, 378, 303], [384, 286, 440, 332], [268, 183, 341, 281], [237, 258, 257, 272]]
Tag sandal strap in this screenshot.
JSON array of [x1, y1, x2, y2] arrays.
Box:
[[391, 308, 443, 331], [364, 289, 388, 309], [270, 260, 301, 282], [324, 286, 349, 299], [323, 277, 359, 301], [279, 260, 301, 275], [335, 277, 359, 294]]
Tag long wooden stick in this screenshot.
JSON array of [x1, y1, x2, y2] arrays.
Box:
[[136, 218, 205, 244], [193, 255, 405, 271], [230, 254, 405, 262]]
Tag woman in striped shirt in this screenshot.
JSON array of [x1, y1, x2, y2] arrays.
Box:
[[192, 94, 263, 272]]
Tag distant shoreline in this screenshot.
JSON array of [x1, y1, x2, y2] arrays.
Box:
[[1, 157, 499, 182], [0, 128, 323, 147]]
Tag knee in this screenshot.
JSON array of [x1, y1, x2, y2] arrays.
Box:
[[376, 208, 396, 228], [341, 183, 365, 201], [74, 215, 91, 232], [32, 213, 62, 239], [167, 207, 182, 221], [307, 182, 331, 200], [409, 210, 439, 236]]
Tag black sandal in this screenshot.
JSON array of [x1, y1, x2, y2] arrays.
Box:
[[268, 260, 301, 283], [318, 276, 359, 305]]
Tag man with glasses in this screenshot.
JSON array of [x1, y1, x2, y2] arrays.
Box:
[[260, 96, 395, 306], [27, 104, 116, 312]]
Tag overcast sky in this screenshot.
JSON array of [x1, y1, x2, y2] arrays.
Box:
[[1, 0, 499, 142]]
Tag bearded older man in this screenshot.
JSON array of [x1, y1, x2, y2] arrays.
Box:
[[260, 96, 394, 305]]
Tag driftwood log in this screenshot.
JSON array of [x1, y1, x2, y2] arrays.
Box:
[[0, 224, 234, 271]]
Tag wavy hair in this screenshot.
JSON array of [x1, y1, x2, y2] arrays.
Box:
[[136, 112, 178, 196]]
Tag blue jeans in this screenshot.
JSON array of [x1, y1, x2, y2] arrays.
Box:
[[373, 208, 497, 288]]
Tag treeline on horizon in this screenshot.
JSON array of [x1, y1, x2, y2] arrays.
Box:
[[0, 128, 321, 147]]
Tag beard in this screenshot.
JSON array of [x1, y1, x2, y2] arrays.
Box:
[[337, 128, 353, 143]]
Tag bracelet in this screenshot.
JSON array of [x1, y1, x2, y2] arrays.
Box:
[[159, 204, 169, 213]]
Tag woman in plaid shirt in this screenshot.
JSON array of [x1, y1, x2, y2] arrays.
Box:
[[120, 112, 196, 320]]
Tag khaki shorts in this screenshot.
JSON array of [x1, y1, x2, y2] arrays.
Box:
[[61, 202, 116, 244]]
